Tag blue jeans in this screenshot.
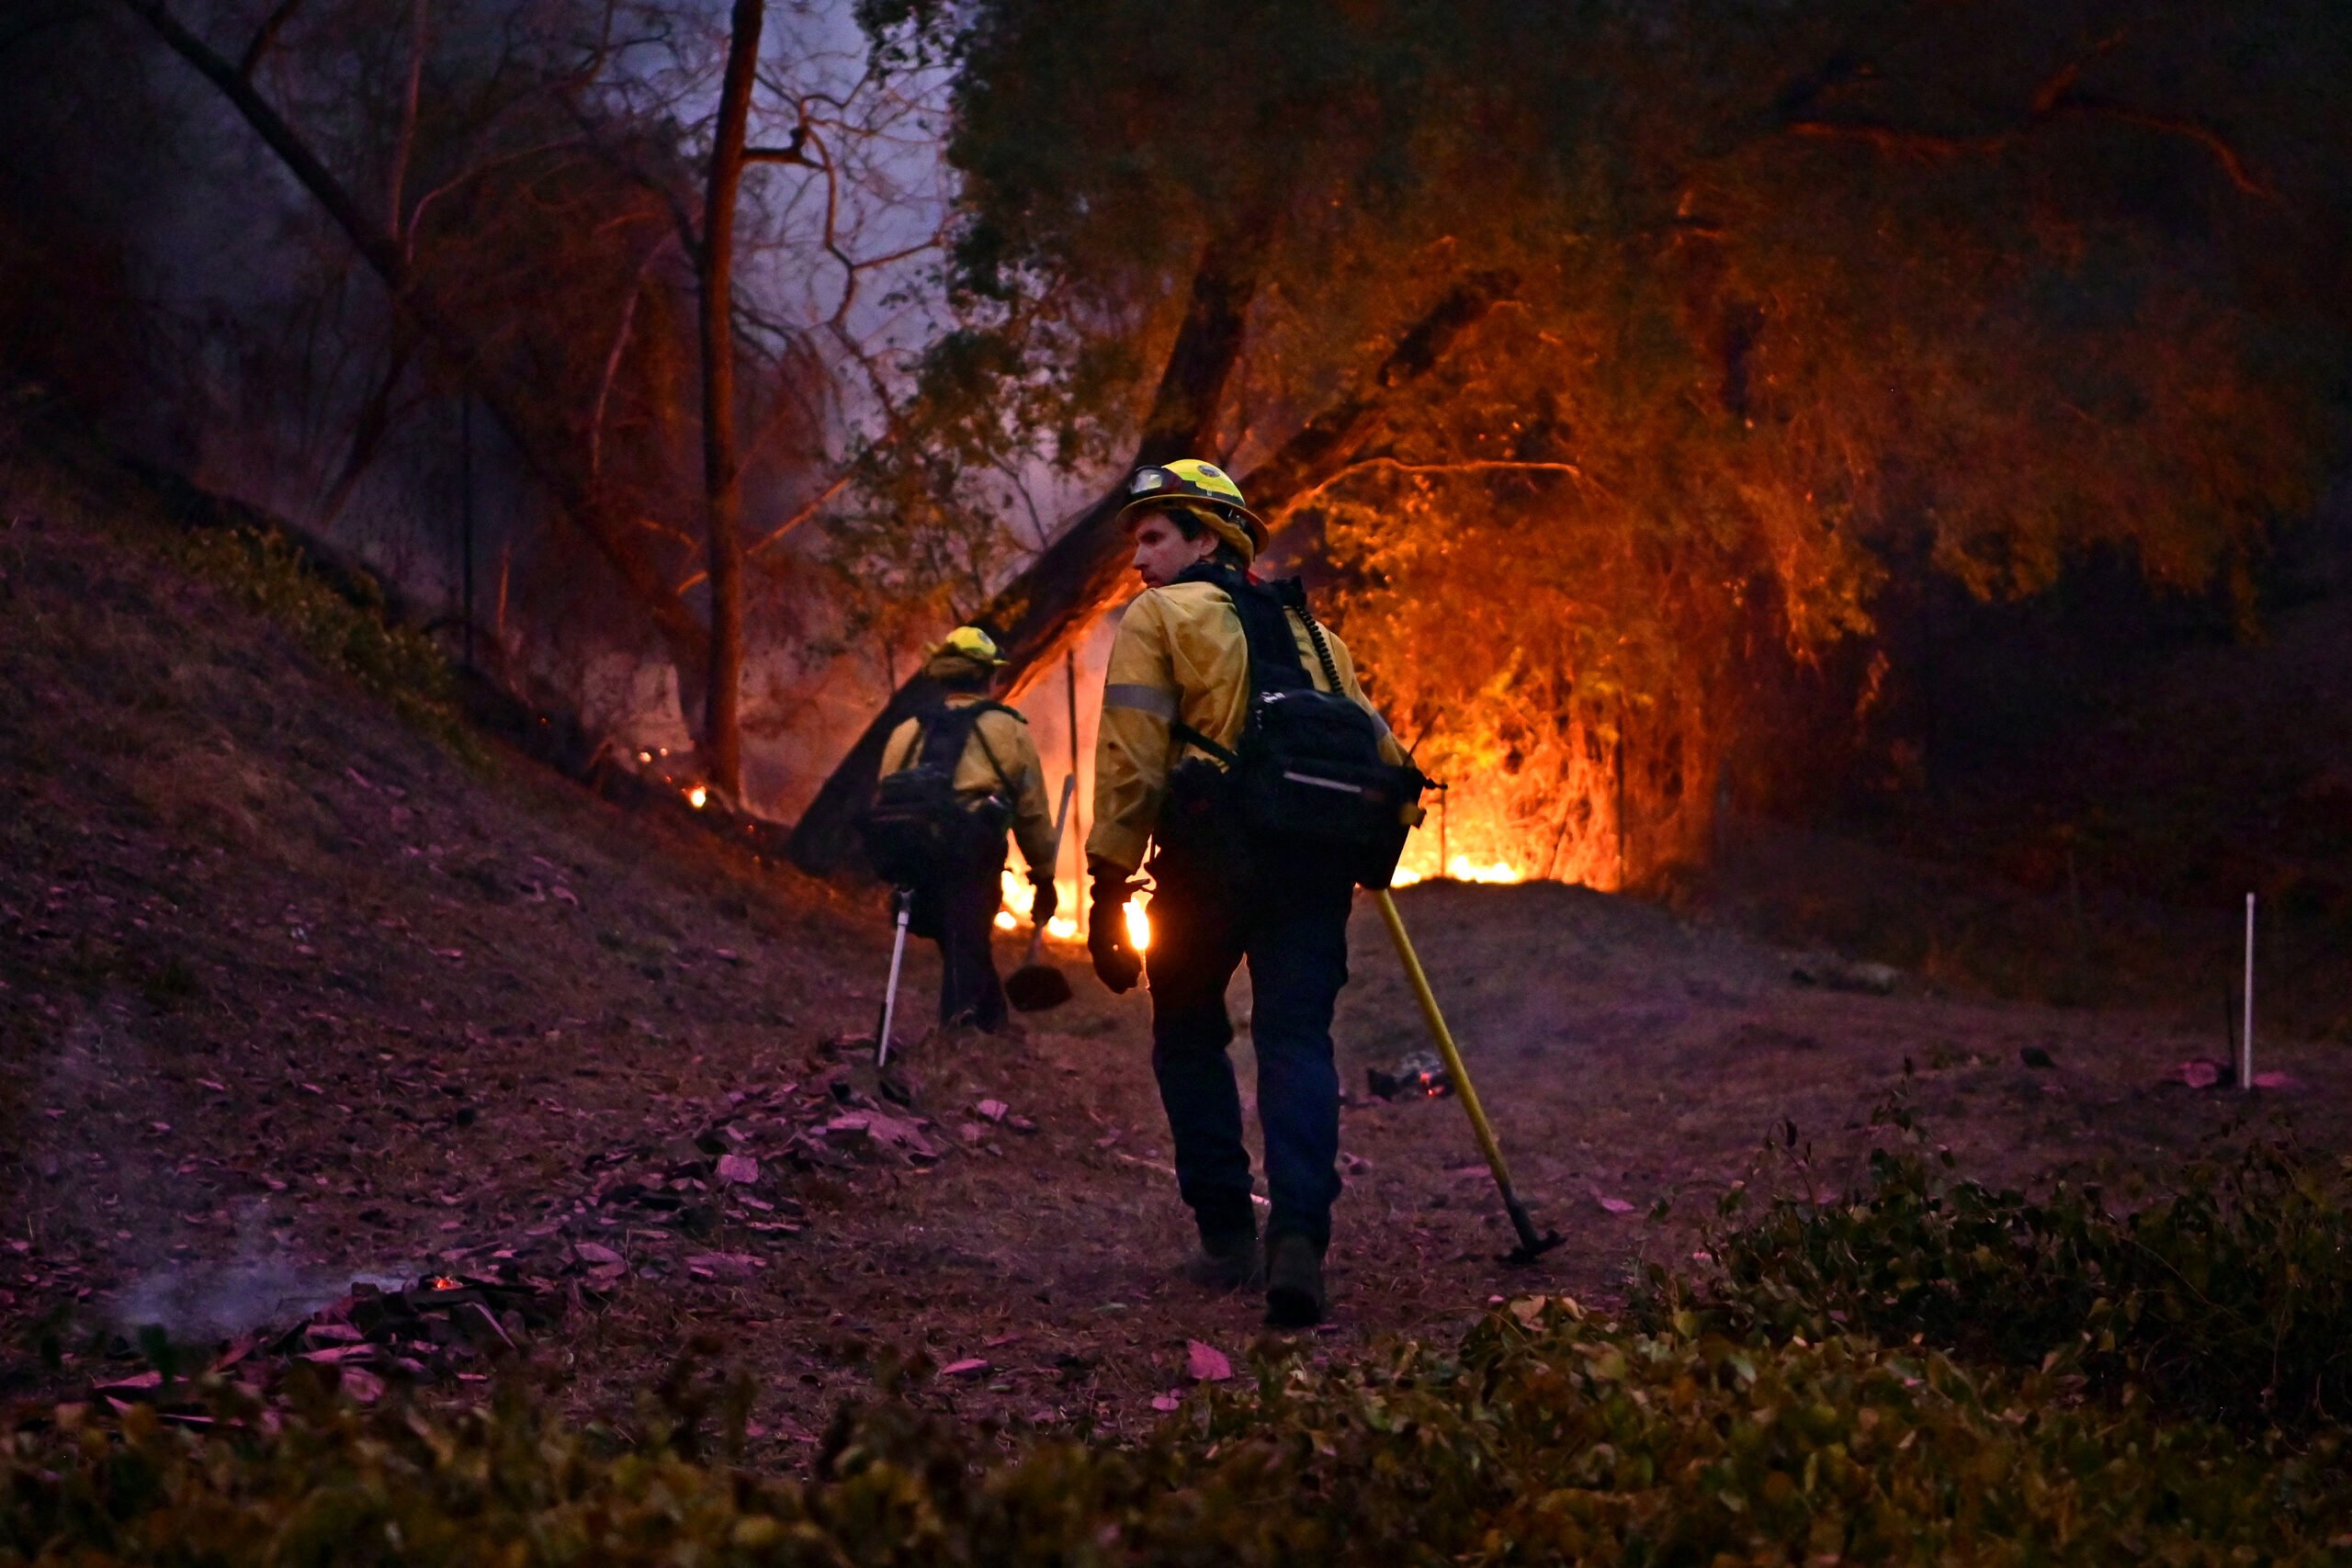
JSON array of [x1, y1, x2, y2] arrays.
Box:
[[1143, 856, 1351, 1248], [910, 852, 1008, 1032]]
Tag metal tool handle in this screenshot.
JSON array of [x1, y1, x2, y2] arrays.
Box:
[[1021, 773, 1079, 967], [1374, 891, 1514, 1188], [876, 891, 911, 1068], [1374, 889, 1560, 1263]]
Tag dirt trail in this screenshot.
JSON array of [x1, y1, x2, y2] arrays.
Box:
[[7, 437, 2350, 1460]]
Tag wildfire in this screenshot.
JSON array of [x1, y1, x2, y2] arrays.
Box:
[[989, 866, 1148, 948], [1390, 852, 1529, 888], [996, 866, 1081, 942]]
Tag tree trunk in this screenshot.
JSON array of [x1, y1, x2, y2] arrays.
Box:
[[121, 0, 715, 685], [783, 265, 1513, 874], [695, 0, 761, 800]]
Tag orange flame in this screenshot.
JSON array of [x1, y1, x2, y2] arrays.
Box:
[[1390, 852, 1528, 888]]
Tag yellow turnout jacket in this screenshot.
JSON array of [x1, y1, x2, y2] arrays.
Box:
[[880, 695, 1058, 877], [1087, 580, 1404, 874]]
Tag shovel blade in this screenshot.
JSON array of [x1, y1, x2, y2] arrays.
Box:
[[1004, 964, 1073, 1013]]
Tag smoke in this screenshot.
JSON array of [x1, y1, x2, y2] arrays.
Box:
[[110, 1201, 412, 1344], [23, 1001, 407, 1347]]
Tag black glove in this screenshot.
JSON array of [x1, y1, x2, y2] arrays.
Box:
[[1086, 858, 1145, 994], [1030, 875, 1057, 928]]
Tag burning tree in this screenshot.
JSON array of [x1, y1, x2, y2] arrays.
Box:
[[787, 0, 2341, 884]]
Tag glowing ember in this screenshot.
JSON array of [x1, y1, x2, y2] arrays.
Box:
[[427, 1276, 460, 1291], [686, 784, 708, 809]]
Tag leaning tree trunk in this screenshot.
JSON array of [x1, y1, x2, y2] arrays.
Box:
[[783, 267, 1516, 874], [783, 237, 1265, 872]]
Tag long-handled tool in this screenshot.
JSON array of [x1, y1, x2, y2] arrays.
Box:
[[1374, 889, 1563, 1266], [875, 888, 912, 1068], [1005, 773, 1079, 1013]]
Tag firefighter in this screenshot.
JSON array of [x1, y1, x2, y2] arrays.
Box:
[[876, 626, 1058, 1034], [1085, 458, 1408, 1327]]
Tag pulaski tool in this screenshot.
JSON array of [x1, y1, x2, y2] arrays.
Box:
[[1005, 773, 1080, 1013], [1373, 889, 1563, 1266]]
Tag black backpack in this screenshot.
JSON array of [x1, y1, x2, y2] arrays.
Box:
[[859, 701, 1019, 886], [1162, 565, 1426, 889]]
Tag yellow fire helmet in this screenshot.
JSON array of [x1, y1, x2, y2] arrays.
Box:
[[933, 624, 1006, 667], [1116, 457, 1269, 558]]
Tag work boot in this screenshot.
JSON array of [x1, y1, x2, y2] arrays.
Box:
[[1263, 1232, 1327, 1327], [1182, 1226, 1261, 1292]]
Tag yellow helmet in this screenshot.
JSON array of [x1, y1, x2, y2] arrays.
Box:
[[933, 625, 1005, 667], [1116, 457, 1269, 557]]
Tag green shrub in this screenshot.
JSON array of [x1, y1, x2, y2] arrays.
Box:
[[162, 524, 479, 760], [9, 1304, 2352, 1564], [1664, 1103, 2352, 1431]]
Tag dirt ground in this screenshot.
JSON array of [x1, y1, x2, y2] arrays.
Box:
[[7, 440, 2352, 1466]]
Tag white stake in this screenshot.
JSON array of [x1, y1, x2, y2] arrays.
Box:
[[2242, 892, 2256, 1091]]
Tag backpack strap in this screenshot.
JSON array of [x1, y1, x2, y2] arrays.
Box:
[[916, 698, 1022, 797], [1272, 577, 1350, 694], [961, 702, 1023, 798], [1163, 563, 1338, 766]]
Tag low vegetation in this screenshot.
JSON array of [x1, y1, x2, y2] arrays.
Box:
[[11, 1122, 2352, 1564], [4, 401, 476, 758], [1668, 1098, 2352, 1433], [158, 523, 470, 755]]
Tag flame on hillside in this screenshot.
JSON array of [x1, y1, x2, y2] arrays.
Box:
[[996, 866, 1081, 942], [991, 866, 1149, 948], [1390, 852, 1528, 887]]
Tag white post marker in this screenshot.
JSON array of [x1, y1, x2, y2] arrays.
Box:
[[2242, 892, 2256, 1092]]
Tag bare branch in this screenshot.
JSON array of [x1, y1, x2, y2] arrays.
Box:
[[384, 0, 429, 241], [1776, 31, 2272, 201], [1273, 457, 1593, 521], [588, 248, 661, 479], [743, 123, 811, 165], [236, 0, 304, 78]]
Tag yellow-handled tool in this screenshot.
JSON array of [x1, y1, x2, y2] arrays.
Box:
[[1374, 889, 1563, 1266]]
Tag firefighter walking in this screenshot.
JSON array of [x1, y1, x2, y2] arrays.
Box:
[[1084, 459, 1420, 1326], [870, 626, 1058, 1035]]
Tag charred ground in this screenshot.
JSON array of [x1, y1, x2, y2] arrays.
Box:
[[5, 424, 2350, 1462]]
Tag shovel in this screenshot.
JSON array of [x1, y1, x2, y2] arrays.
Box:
[[1373, 889, 1563, 1266], [874, 887, 911, 1069], [1005, 773, 1078, 1013]]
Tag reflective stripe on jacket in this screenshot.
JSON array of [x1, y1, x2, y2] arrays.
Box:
[[880, 695, 1058, 876], [1086, 580, 1403, 874]]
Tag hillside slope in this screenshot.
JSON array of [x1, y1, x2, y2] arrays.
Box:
[[8, 414, 2352, 1457]]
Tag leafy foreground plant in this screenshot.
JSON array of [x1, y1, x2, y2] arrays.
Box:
[[1671, 1108, 2352, 1432], [9, 1301, 2352, 1566]]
